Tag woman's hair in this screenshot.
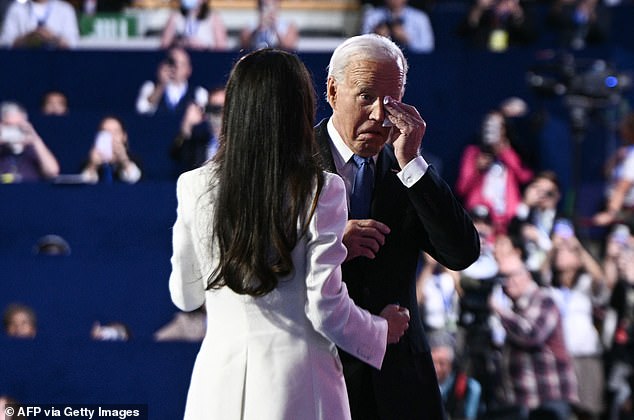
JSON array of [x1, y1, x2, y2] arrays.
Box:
[[208, 49, 322, 296], [327, 34, 408, 96], [180, 1, 209, 19], [549, 244, 582, 289]]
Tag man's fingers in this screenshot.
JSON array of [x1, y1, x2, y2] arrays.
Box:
[[343, 219, 391, 260], [355, 219, 391, 234]]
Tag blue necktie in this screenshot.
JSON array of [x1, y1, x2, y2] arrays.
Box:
[[350, 155, 374, 219]]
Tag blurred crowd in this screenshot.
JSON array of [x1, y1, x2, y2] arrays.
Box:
[[0, 0, 630, 53]]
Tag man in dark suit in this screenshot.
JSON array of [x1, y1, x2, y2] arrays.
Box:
[[315, 34, 480, 420]]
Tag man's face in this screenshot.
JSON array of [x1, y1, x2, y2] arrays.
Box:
[[168, 49, 192, 83], [6, 311, 36, 338], [43, 93, 67, 116], [532, 178, 559, 210], [431, 346, 453, 383], [497, 254, 529, 300], [327, 59, 403, 158]]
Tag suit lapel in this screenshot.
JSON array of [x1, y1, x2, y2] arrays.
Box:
[[375, 144, 399, 186], [315, 118, 337, 173]]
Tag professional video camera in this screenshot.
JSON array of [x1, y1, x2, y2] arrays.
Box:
[[527, 52, 632, 110], [458, 274, 503, 329]]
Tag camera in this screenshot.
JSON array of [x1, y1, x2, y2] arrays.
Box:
[[0, 125, 25, 144], [527, 53, 632, 106], [459, 274, 502, 328]]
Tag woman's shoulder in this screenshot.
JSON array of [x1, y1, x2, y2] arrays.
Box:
[[322, 171, 345, 193], [177, 164, 217, 193], [314, 171, 346, 214]]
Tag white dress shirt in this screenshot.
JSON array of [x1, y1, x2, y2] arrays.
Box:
[[326, 118, 429, 214]]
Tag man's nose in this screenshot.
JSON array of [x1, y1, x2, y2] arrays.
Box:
[[369, 97, 386, 122]]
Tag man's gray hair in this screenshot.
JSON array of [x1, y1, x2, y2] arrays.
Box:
[[327, 34, 409, 94]]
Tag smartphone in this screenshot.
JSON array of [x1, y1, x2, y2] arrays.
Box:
[[94, 130, 113, 162], [553, 218, 574, 238], [0, 125, 25, 143], [611, 224, 630, 246]]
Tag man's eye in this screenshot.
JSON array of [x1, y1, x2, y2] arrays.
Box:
[[360, 94, 374, 102]]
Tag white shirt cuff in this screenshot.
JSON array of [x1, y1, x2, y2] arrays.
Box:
[[396, 156, 428, 188]]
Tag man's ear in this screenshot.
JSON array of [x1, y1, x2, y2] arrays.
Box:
[[326, 76, 337, 109]]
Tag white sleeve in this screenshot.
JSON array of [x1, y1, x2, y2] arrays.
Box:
[[169, 172, 206, 311], [135, 81, 157, 115], [407, 11, 434, 53], [396, 155, 428, 187], [304, 173, 388, 369], [56, 3, 79, 48], [621, 150, 634, 181], [0, 5, 21, 47]]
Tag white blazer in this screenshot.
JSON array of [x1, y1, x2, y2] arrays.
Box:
[[169, 165, 388, 420]]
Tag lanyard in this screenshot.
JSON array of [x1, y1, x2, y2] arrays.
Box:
[[185, 16, 198, 37]]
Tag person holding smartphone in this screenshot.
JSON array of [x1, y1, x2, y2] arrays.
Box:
[[544, 218, 608, 420], [0, 100, 59, 183], [81, 115, 141, 184]]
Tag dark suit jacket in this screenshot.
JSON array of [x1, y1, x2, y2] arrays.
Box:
[[315, 118, 480, 420], [170, 121, 215, 173], [155, 84, 199, 117]]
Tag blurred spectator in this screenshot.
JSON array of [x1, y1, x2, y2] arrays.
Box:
[[416, 252, 460, 335], [456, 205, 508, 414], [546, 223, 607, 420], [0, 0, 79, 49], [460, 205, 499, 283], [0, 0, 11, 31], [239, 0, 299, 51], [429, 330, 482, 420], [603, 223, 633, 291], [593, 112, 634, 227], [603, 223, 634, 420], [490, 250, 578, 420], [80, 115, 141, 184], [0, 395, 24, 420], [0, 101, 60, 183], [546, 0, 610, 50], [3, 303, 37, 339], [40, 90, 68, 116], [457, 0, 536, 52], [508, 170, 562, 279], [33, 234, 71, 256], [170, 85, 224, 173], [160, 0, 228, 50], [78, 0, 131, 14], [456, 109, 534, 234], [91, 321, 131, 341], [154, 306, 206, 342], [135, 46, 208, 117], [361, 0, 435, 53]]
